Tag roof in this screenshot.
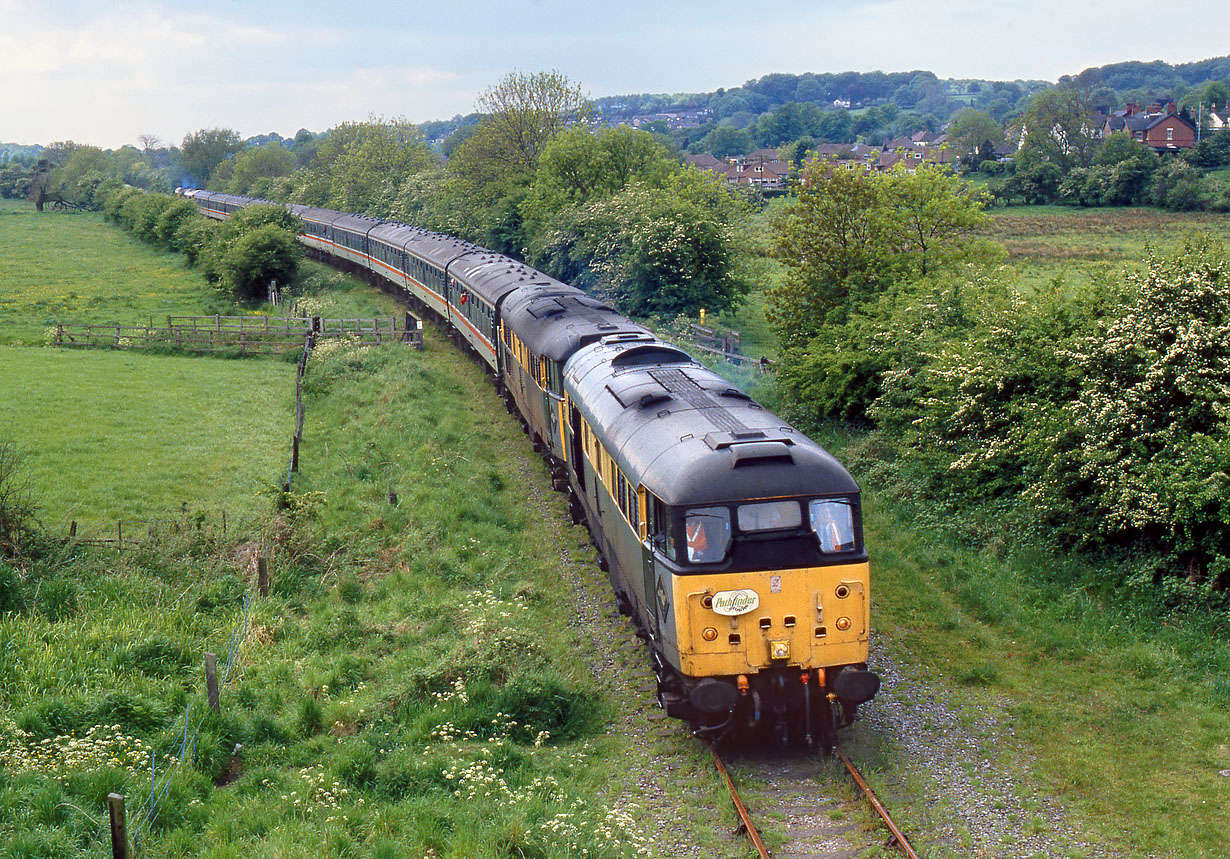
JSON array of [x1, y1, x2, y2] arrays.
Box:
[[565, 336, 859, 508]]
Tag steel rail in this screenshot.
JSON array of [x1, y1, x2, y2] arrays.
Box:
[[707, 744, 772, 859], [835, 746, 921, 859]]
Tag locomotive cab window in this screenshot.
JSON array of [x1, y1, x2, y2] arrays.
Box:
[[684, 507, 731, 564], [737, 500, 802, 533], [809, 499, 856, 553]]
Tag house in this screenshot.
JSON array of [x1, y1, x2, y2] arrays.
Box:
[[720, 157, 789, 190], [1207, 105, 1230, 133], [1103, 102, 1197, 152], [684, 153, 723, 171], [684, 150, 790, 190]]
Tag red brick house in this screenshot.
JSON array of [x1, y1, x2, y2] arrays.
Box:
[[1103, 103, 1197, 152]]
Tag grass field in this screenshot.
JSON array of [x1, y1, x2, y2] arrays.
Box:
[[0, 346, 293, 531], [986, 204, 1230, 292], [0, 199, 228, 346]]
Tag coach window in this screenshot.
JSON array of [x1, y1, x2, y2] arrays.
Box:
[[546, 360, 564, 395], [809, 499, 856, 553], [684, 507, 731, 564]]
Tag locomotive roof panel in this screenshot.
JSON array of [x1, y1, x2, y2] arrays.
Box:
[[565, 338, 859, 507], [502, 287, 651, 362]]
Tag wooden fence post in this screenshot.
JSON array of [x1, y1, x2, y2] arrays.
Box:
[[205, 652, 220, 711], [108, 793, 129, 859], [257, 556, 269, 597]]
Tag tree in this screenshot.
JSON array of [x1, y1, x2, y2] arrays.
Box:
[[694, 125, 754, 158], [1188, 128, 1230, 168], [520, 126, 675, 233], [228, 141, 297, 197], [181, 128, 244, 186], [308, 117, 436, 213], [220, 224, 302, 302], [1037, 235, 1230, 599], [768, 161, 895, 348], [0, 440, 37, 558], [137, 134, 161, 154], [528, 171, 751, 318], [1016, 87, 1100, 172], [946, 108, 1004, 164], [25, 159, 51, 211], [450, 70, 591, 193], [886, 163, 991, 276]]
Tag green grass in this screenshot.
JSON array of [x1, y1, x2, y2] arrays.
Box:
[[0, 335, 658, 858], [851, 484, 1230, 859], [0, 199, 228, 345], [985, 204, 1230, 293], [0, 346, 293, 530]]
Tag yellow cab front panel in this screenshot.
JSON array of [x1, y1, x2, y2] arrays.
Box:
[[671, 562, 870, 677]]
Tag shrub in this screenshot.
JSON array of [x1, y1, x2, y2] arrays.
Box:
[[1032, 234, 1230, 601]]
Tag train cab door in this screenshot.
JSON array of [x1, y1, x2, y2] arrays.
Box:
[[639, 488, 663, 641]]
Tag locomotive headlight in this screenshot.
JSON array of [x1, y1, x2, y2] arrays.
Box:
[[702, 627, 718, 641], [769, 639, 790, 660], [835, 616, 852, 631]]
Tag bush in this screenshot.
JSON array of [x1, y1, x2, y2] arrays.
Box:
[[1032, 234, 1230, 600], [217, 223, 302, 302]]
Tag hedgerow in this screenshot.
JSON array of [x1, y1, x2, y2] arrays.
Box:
[[861, 233, 1230, 606]]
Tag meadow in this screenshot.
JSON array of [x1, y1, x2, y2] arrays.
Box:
[[0, 346, 293, 531], [0, 199, 227, 346], [986, 204, 1230, 291]]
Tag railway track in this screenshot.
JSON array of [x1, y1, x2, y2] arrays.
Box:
[[709, 742, 920, 859]]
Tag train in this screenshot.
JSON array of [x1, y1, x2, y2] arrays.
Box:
[[178, 187, 880, 751]]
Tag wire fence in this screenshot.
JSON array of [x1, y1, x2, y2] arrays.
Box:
[[63, 510, 229, 549], [86, 593, 253, 856]]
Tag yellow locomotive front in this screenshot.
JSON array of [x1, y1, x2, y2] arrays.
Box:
[[562, 337, 879, 750], [649, 494, 880, 749]]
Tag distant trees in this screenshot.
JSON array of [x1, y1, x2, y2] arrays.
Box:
[[528, 170, 753, 318], [450, 70, 592, 194], [945, 108, 1004, 165], [181, 128, 244, 185], [225, 141, 297, 197], [1015, 87, 1100, 172]]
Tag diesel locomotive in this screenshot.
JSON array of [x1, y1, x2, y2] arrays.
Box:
[[180, 188, 880, 750]]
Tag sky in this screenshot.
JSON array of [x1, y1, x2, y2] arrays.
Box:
[[2, 0, 1229, 149]]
